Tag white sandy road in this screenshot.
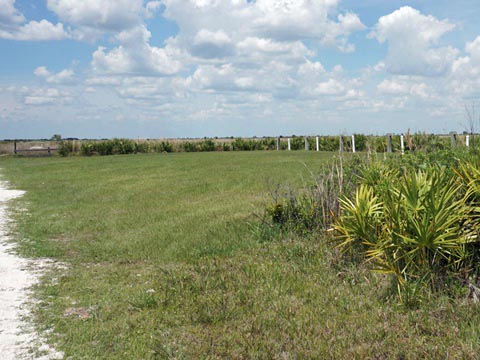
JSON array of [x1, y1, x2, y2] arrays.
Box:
[[0, 178, 63, 359]]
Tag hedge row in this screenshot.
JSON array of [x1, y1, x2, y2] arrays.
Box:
[[56, 134, 462, 157]]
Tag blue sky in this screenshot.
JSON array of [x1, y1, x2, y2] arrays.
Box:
[[1, 0, 480, 139]]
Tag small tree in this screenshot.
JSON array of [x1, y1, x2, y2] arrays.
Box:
[[51, 134, 62, 141]]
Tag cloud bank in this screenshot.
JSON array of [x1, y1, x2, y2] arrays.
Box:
[[1, 1, 480, 138]]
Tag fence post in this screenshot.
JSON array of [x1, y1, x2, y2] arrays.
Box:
[[339, 136, 344, 153], [387, 134, 393, 153], [466, 135, 470, 147], [450, 132, 457, 148], [287, 138, 291, 151], [351, 135, 355, 153], [48, 146, 51, 155], [14, 140, 17, 155], [316, 136, 319, 151], [276, 137, 280, 151], [304, 136, 309, 151]]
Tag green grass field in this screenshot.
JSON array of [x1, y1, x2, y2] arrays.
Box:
[[1, 152, 480, 358]]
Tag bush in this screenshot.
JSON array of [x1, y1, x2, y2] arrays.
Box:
[[290, 136, 304, 150], [182, 142, 199, 152], [135, 142, 151, 153], [153, 141, 173, 153], [112, 139, 136, 154], [78, 139, 137, 156], [58, 141, 73, 157], [80, 142, 95, 156], [199, 139, 216, 152], [262, 150, 480, 303], [334, 154, 480, 303], [221, 142, 232, 151], [353, 134, 367, 151]]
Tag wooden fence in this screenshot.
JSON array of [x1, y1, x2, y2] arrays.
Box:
[[0, 141, 59, 156]]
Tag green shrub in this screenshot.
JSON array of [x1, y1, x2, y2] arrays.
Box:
[[224, 142, 233, 151], [232, 138, 263, 151], [78, 139, 137, 156], [58, 141, 73, 157], [182, 142, 199, 152], [262, 150, 480, 303], [135, 142, 151, 153], [290, 136, 304, 150], [199, 139, 216, 152], [112, 139, 136, 154], [261, 137, 276, 150], [353, 134, 367, 151], [80, 142, 95, 156], [334, 157, 479, 303], [153, 141, 173, 153]]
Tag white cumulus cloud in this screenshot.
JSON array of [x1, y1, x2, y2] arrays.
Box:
[[466, 36, 480, 63], [0, 8, 69, 41], [191, 29, 234, 59], [377, 78, 430, 99], [0, 0, 25, 28], [252, 0, 365, 48], [24, 88, 72, 105], [91, 25, 182, 75], [162, 0, 365, 57], [314, 79, 346, 95], [370, 6, 457, 76], [449, 36, 480, 96], [47, 0, 144, 34], [34, 66, 76, 84]]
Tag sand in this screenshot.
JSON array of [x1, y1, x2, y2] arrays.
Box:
[[0, 178, 63, 359]]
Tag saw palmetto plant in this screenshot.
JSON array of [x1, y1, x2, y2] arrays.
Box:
[[335, 165, 477, 302]]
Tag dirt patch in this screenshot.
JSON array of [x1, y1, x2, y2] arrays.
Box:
[[63, 307, 93, 320], [0, 177, 64, 359]]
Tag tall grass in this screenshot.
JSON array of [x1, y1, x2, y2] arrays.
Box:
[[263, 155, 361, 234]]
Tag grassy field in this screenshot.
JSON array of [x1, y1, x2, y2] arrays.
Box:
[[1, 151, 480, 358]]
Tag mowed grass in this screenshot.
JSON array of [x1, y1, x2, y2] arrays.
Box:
[[1, 151, 480, 359], [2, 151, 330, 262]]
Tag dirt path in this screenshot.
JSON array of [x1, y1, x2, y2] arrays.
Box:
[[0, 179, 63, 359]]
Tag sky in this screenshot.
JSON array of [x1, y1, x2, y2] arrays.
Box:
[[1, 0, 480, 139]]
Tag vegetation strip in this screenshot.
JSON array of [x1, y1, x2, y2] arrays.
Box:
[[1, 132, 469, 157]]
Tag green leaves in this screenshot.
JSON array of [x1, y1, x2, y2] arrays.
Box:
[[335, 184, 383, 250], [335, 165, 477, 301]]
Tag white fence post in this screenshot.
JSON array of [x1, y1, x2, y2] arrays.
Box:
[[400, 134, 405, 155], [466, 135, 470, 147], [351, 135, 355, 153], [316, 136, 319, 152], [288, 138, 291, 151]]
